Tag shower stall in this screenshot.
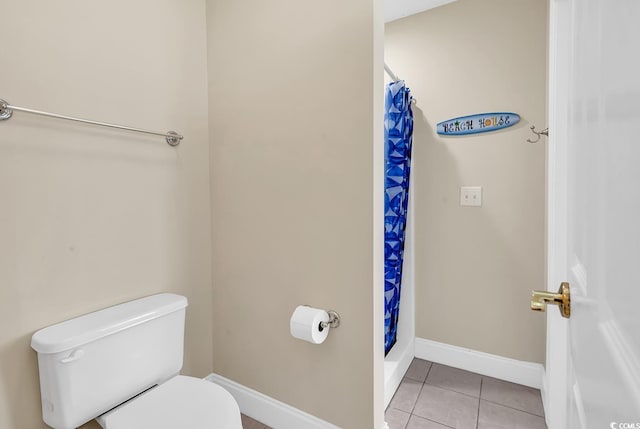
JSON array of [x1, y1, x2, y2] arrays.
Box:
[[383, 70, 416, 407]]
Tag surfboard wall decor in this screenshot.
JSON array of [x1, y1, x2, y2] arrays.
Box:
[[437, 112, 520, 136]]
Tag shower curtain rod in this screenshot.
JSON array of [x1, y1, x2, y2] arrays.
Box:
[[383, 64, 416, 103], [384, 62, 400, 82], [0, 98, 183, 146]]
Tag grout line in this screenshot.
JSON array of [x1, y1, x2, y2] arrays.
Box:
[[385, 407, 411, 429], [410, 360, 545, 428], [408, 360, 433, 415], [480, 399, 546, 418], [409, 376, 426, 415], [423, 381, 482, 400], [402, 411, 409, 429], [403, 360, 431, 416], [423, 362, 485, 400], [476, 378, 482, 429], [419, 416, 456, 429], [408, 409, 456, 429], [424, 361, 434, 381], [407, 363, 459, 429]]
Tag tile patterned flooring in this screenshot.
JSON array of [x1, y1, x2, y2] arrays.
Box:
[[386, 359, 547, 429], [241, 358, 545, 429], [241, 413, 272, 429]]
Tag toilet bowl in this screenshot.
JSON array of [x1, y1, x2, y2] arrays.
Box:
[[97, 376, 242, 429], [31, 293, 243, 429]]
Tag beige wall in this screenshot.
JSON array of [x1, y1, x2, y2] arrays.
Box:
[[386, 0, 547, 363], [206, 1, 379, 427], [0, 2, 212, 428]]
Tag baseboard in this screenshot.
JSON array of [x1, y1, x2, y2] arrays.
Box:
[[540, 369, 549, 427], [414, 337, 544, 389], [384, 338, 414, 408], [205, 373, 341, 429]]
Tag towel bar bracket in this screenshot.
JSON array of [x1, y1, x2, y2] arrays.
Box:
[[165, 131, 181, 146], [0, 99, 11, 120]]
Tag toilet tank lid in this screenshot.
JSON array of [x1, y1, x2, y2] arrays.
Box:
[[31, 293, 188, 354]]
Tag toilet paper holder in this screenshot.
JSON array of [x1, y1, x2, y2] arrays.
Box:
[[319, 310, 341, 331]]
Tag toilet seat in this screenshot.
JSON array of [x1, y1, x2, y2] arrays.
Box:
[[97, 375, 242, 429]]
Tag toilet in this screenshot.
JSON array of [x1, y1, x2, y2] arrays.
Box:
[[31, 293, 243, 429]]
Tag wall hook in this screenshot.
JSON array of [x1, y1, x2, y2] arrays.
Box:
[[527, 125, 549, 143]]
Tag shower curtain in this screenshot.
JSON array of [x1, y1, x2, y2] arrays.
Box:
[[384, 80, 413, 355]]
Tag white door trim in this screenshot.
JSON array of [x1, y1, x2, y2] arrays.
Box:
[[544, 1, 570, 427]]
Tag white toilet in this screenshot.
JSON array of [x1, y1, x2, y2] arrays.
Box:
[[31, 293, 243, 429]]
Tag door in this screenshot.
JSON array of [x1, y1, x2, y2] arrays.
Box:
[[545, 1, 640, 428]]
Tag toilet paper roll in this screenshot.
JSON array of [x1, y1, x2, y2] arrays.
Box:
[[290, 305, 330, 344]]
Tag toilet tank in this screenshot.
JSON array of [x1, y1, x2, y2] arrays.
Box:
[[31, 293, 188, 429]]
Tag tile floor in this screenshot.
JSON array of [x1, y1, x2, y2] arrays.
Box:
[[386, 359, 547, 429], [241, 413, 272, 429]]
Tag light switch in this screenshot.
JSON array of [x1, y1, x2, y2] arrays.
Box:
[[460, 186, 482, 207]]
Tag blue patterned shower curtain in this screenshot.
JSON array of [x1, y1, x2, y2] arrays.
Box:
[[384, 80, 413, 355]]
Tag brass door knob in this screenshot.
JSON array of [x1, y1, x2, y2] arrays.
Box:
[[531, 282, 571, 318]]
